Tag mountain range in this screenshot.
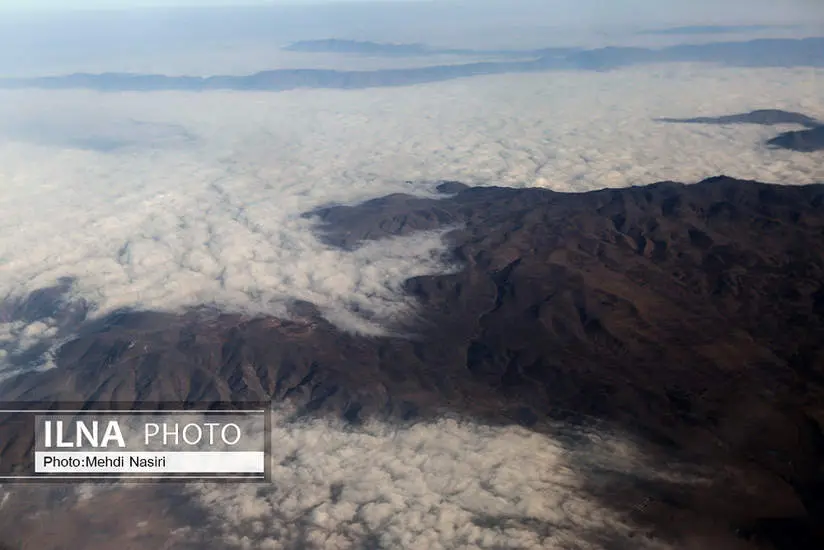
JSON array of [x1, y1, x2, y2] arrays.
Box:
[[3, 37, 822, 93], [659, 109, 824, 152], [1, 175, 823, 549]]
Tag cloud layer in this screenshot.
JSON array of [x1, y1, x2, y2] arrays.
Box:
[[189, 411, 678, 550], [0, 37, 821, 550], [1, 64, 823, 376], [1, 406, 709, 550]]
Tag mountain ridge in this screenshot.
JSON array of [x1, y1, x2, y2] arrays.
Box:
[[3, 37, 823, 92], [2, 175, 824, 547]]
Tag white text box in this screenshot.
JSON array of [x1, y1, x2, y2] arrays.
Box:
[[34, 451, 265, 474]]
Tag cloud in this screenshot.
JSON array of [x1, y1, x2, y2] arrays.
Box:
[[188, 411, 674, 550], [0, 57, 820, 550], [1, 64, 823, 376], [0, 407, 705, 549]]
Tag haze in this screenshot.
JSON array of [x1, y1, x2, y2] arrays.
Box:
[[1, 1, 823, 548], [2, 1, 824, 78]]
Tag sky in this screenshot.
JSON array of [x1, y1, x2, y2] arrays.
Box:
[[1, 0, 821, 25], [1, 0, 363, 10], [0, 0, 265, 9]]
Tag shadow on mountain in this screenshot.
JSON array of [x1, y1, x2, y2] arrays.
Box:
[[2, 176, 824, 548], [0, 276, 89, 370]]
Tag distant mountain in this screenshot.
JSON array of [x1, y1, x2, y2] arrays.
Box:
[[768, 126, 824, 152], [2, 175, 824, 549], [3, 37, 823, 93], [658, 109, 824, 153], [281, 38, 568, 58], [639, 24, 792, 36], [657, 109, 822, 128], [0, 61, 541, 92], [658, 37, 824, 67], [283, 39, 432, 56]]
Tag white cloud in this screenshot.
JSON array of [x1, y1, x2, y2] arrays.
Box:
[[0, 408, 705, 549], [189, 411, 676, 550], [1, 62, 815, 548], [1, 64, 823, 375]]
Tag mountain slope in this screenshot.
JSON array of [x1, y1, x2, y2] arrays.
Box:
[[2, 176, 824, 548]]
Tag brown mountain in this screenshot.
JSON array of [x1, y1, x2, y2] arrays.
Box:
[[1, 175, 824, 549]]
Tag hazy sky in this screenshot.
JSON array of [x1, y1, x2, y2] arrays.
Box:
[[0, 0, 290, 10], [0, 0, 821, 38], [2, 0, 822, 79], [0, 0, 357, 10], [1, 0, 822, 23]]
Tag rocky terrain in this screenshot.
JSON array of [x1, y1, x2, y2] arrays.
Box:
[[1, 175, 824, 549]]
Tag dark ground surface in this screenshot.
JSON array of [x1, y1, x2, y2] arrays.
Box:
[[1, 176, 824, 549]]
